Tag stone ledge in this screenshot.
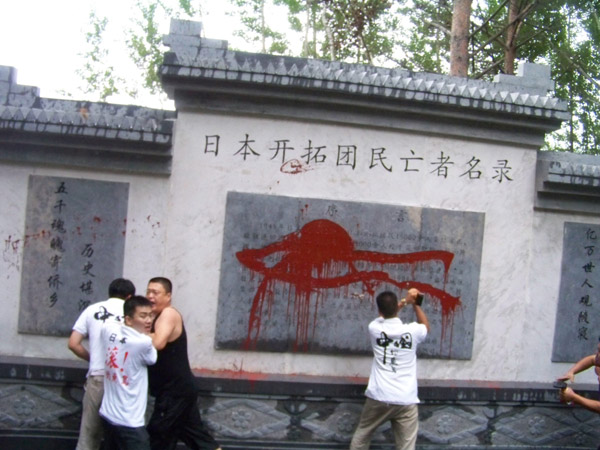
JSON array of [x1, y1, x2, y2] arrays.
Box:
[[2, 356, 594, 404], [2, 356, 599, 449], [161, 20, 569, 124], [535, 150, 600, 214]]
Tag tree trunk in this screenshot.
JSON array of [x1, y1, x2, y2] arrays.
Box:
[[504, 0, 519, 74], [450, 0, 472, 77]]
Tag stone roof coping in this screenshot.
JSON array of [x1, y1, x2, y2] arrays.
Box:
[[0, 65, 175, 143], [160, 19, 569, 121]]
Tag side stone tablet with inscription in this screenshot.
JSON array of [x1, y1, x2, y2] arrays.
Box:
[[18, 175, 129, 336], [552, 222, 600, 362]]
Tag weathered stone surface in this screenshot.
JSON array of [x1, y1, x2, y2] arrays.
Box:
[[161, 19, 569, 122]]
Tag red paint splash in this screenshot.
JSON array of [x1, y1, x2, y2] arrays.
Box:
[[236, 219, 461, 354], [22, 230, 49, 246], [281, 159, 313, 174]]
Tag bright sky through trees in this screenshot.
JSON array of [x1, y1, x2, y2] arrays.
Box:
[[0, 1, 255, 106]]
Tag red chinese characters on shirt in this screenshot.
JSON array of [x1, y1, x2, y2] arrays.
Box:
[[105, 344, 130, 386]]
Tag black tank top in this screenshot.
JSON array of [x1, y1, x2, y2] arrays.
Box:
[[149, 319, 196, 397]]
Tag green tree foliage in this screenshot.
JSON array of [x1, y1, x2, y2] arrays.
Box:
[[78, 0, 197, 103], [230, 0, 289, 53], [395, 0, 599, 154], [127, 0, 199, 96], [319, 0, 400, 64], [77, 11, 124, 101], [548, 1, 600, 153], [232, 0, 402, 64], [273, 0, 325, 58], [469, 0, 600, 154], [77, 0, 599, 153], [398, 0, 453, 73]]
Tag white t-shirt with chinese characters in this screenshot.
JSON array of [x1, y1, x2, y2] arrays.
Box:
[[99, 323, 157, 428], [364, 317, 428, 405], [72, 298, 126, 377]]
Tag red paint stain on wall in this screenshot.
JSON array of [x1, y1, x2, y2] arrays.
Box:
[[236, 219, 461, 354], [280, 159, 313, 174]]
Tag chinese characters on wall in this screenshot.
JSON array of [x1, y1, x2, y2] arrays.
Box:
[[18, 176, 129, 336], [202, 133, 515, 182], [216, 192, 485, 359], [552, 223, 600, 362]]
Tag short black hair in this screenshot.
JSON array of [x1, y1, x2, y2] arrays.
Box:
[[376, 291, 398, 318], [123, 295, 153, 318], [148, 277, 172, 294], [108, 278, 136, 300]]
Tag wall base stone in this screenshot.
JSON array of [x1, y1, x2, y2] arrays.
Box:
[[1, 356, 598, 449]]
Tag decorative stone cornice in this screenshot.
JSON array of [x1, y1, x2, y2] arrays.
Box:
[[160, 19, 569, 148], [0, 65, 175, 175], [535, 150, 600, 214]]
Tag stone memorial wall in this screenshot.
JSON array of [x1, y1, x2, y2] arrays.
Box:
[[18, 175, 128, 336], [216, 191, 484, 359], [1, 18, 600, 450], [552, 222, 600, 362]]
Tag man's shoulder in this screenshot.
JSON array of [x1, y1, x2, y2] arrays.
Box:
[[122, 325, 153, 343], [80, 299, 125, 327], [82, 297, 119, 314], [368, 317, 385, 327], [368, 317, 400, 328], [159, 306, 183, 322], [101, 321, 122, 335]]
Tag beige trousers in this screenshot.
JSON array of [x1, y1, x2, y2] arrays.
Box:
[[350, 397, 419, 450], [76, 375, 104, 450]]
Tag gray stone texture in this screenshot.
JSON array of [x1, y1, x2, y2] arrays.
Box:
[[2, 356, 599, 449], [2, 16, 600, 450], [161, 19, 569, 122], [216, 192, 484, 359], [552, 222, 600, 362], [0, 65, 175, 175], [17, 175, 129, 336], [535, 150, 600, 214]]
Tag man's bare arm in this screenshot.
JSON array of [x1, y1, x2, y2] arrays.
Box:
[[558, 355, 596, 383], [68, 331, 90, 361], [405, 288, 430, 332], [151, 308, 181, 350], [561, 387, 600, 413]]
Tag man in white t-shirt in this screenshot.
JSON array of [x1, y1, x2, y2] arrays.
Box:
[[68, 278, 136, 450], [100, 295, 157, 450], [350, 288, 430, 450]]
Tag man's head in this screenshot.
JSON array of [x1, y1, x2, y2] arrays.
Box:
[[146, 277, 172, 314], [108, 278, 136, 300], [123, 296, 154, 334], [376, 291, 399, 319]]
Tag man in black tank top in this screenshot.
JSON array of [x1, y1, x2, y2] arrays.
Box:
[[145, 277, 221, 450]]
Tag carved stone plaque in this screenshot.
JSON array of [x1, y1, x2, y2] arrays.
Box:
[[215, 191, 484, 359], [552, 222, 600, 362], [18, 175, 129, 336]]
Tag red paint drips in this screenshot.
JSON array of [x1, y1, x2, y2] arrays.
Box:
[[236, 219, 461, 355]]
